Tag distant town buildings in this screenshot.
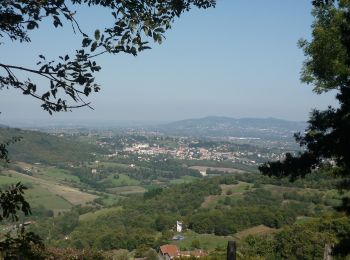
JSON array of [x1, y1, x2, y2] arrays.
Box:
[[119, 141, 286, 166]]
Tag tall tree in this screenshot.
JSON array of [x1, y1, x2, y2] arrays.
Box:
[[259, 0, 350, 253], [260, 0, 350, 194]]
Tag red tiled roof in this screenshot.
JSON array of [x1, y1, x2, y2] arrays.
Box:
[[160, 244, 180, 258]]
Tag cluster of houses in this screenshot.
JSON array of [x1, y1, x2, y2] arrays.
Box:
[[121, 141, 279, 166]]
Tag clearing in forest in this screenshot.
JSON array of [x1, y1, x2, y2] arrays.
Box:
[[6, 170, 97, 205], [234, 225, 277, 240]]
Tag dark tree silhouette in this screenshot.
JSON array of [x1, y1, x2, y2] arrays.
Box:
[[259, 0, 350, 219], [259, 3, 350, 255]]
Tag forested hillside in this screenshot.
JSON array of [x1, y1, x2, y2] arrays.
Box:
[[0, 127, 106, 164], [24, 167, 349, 258], [0, 124, 348, 259]]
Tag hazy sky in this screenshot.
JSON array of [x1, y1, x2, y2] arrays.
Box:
[[0, 1, 338, 125]]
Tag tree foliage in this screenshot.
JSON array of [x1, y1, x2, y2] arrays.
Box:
[[0, 0, 216, 114], [239, 216, 350, 259], [0, 0, 217, 257], [0, 228, 45, 259], [0, 142, 44, 258], [0, 136, 21, 163], [259, 0, 350, 207]]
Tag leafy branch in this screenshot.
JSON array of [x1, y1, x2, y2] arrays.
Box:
[[0, 0, 216, 113]]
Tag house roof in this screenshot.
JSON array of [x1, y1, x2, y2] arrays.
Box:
[[160, 244, 180, 258]]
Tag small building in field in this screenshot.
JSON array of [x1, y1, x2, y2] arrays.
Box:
[[199, 170, 207, 176], [176, 221, 183, 233]]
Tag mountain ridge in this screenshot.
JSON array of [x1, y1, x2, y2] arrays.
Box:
[[164, 116, 305, 126], [156, 116, 307, 139]]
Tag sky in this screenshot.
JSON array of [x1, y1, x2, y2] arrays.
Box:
[[0, 1, 338, 126]]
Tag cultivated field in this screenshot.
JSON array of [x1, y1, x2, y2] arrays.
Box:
[[79, 207, 123, 222], [4, 170, 97, 205]]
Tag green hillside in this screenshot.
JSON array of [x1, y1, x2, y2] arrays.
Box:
[[0, 127, 106, 164]]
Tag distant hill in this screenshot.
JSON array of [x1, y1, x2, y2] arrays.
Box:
[[157, 116, 307, 139], [0, 127, 106, 164]]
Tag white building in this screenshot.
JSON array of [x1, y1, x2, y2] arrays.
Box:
[[176, 221, 183, 233]]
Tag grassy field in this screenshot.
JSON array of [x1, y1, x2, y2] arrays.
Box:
[[33, 166, 80, 183], [25, 185, 72, 212], [201, 182, 252, 208], [233, 225, 277, 240], [107, 185, 146, 195], [1, 170, 97, 206], [173, 230, 234, 251], [101, 174, 140, 187], [14, 161, 80, 184], [0, 173, 72, 212], [0, 173, 32, 186], [170, 175, 199, 185], [79, 207, 122, 222]]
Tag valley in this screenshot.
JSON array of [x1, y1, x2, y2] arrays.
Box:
[[0, 119, 348, 259]]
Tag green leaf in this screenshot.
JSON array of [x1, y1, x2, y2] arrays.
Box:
[[82, 38, 92, 47], [27, 21, 38, 30], [94, 30, 100, 41], [91, 42, 98, 52]]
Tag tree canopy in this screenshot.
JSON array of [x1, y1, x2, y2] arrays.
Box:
[[259, 0, 350, 213]]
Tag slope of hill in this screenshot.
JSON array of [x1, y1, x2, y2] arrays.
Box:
[[157, 116, 307, 139], [0, 127, 106, 164]]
